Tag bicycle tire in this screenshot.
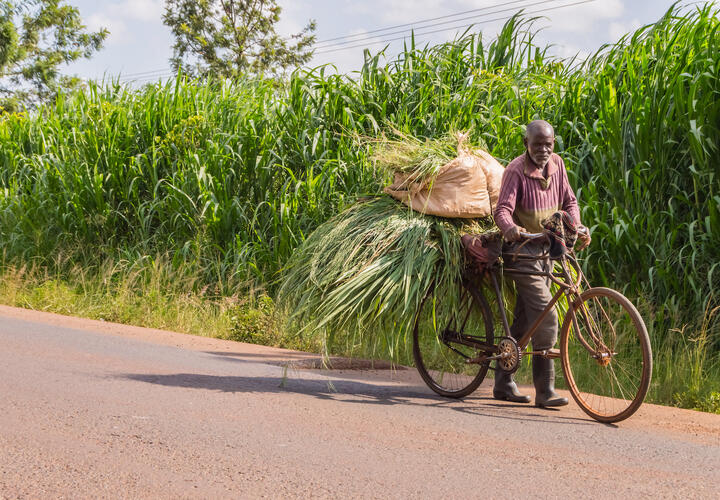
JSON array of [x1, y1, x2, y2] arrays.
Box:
[[413, 285, 494, 398], [560, 287, 652, 423]]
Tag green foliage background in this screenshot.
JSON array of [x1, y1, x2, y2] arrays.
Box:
[[0, 0, 107, 110], [0, 4, 718, 366], [163, 0, 316, 77]]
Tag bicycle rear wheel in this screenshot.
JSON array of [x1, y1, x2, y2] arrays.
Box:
[[560, 287, 652, 423], [413, 285, 494, 398]]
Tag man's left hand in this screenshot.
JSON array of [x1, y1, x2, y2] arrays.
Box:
[[576, 226, 591, 250]]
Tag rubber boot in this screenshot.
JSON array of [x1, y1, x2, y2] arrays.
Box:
[[493, 369, 531, 403], [532, 355, 568, 407]]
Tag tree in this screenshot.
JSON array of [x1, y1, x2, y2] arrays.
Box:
[[163, 0, 316, 78], [0, 0, 107, 111]]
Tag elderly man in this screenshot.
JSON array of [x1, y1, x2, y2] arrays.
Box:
[[492, 120, 590, 407]]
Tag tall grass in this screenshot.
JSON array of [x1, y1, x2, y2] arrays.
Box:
[[0, 4, 717, 406], [567, 6, 720, 340], [0, 78, 378, 289]]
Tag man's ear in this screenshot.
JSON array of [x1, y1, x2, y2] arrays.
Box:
[[523, 136, 528, 149]]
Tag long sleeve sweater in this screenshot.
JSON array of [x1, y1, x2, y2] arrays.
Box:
[[493, 152, 581, 234]]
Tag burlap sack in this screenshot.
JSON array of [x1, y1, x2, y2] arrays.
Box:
[[384, 153, 489, 218], [384, 146, 505, 219], [473, 148, 505, 208]]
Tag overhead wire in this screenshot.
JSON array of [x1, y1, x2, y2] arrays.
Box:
[[115, 0, 596, 83], [313, 0, 597, 55], [313, 0, 543, 46], [119, 68, 175, 79], [313, 0, 576, 49], [125, 72, 176, 84]]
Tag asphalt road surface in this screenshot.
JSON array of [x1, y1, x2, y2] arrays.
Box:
[[1, 305, 719, 498]]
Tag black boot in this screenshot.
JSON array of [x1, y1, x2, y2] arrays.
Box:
[[533, 355, 568, 407], [493, 369, 531, 403]]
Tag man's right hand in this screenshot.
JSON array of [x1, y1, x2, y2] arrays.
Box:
[[504, 225, 527, 242]]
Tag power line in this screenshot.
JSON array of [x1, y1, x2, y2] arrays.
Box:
[[127, 73, 176, 84], [115, 70, 176, 84], [313, 0, 577, 50], [112, 0, 596, 82], [119, 1, 559, 80], [313, 0, 540, 46], [313, 0, 596, 56], [118, 70, 177, 84], [117, 67, 177, 82], [119, 68, 174, 79]]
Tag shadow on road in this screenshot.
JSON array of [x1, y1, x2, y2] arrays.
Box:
[[203, 350, 406, 370], [118, 372, 596, 426]]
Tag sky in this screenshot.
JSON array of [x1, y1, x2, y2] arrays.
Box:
[[65, 0, 708, 84]]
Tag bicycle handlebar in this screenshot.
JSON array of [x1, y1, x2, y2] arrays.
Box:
[[518, 225, 589, 241], [519, 231, 546, 240]]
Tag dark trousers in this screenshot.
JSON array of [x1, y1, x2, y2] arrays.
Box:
[[503, 242, 558, 351]]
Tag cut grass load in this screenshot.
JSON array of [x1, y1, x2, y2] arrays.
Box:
[[369, 130, 465, 185], [277, 195, 496, 361]]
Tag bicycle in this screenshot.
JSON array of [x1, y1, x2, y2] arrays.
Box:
[[412, 229, 653, 423]]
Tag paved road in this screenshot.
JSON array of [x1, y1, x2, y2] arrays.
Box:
[[1, 305, 719, 498]]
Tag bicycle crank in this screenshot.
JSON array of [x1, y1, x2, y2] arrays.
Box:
[[496, 336, 521, 374]]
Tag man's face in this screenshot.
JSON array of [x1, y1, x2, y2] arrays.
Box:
[[523, 129, 555, 168]]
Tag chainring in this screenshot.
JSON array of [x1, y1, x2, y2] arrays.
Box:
[[496, 336, 521, 374]]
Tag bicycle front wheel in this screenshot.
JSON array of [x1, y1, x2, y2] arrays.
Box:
[[560, 287, 652, 423], [413, 286, 494, 398]]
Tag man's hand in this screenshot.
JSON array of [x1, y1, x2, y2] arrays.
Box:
[[504, 225, 527, 242], [576, 226, 591, 250]]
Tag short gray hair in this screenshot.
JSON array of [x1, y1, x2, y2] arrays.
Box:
[[525, 120, 554, 138]]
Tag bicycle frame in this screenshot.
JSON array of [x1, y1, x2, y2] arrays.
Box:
[[414, 229, 652, 422], [445, 231, 604, 365], [486, 248, 584, 358]]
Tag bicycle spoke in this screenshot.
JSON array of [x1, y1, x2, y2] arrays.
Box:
[[413, 285, 494, 398], [584, 299, 613, 352], [612, 358, 640, 394], [608, 363, 629, 402], [561, 288, 652, 423]]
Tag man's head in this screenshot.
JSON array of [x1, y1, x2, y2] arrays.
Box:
[[523, 120, 555, 168]]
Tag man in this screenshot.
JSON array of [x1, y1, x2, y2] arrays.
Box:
[[492, 120, 590, 407]]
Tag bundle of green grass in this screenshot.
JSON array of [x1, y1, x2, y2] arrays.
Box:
[[277, 133, 499, 360]]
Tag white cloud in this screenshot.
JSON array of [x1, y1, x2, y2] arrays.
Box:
[[537, 0, 625, 34], [609, 19, 643, 41], [377, 0, 449, 23], [86, 12, 128, 45], [554, 43, 591, 61], [275, 0, 306, 36], [120, 0, 165, 22], [84, 1, 164, 46], [85, 12, 112, 32]]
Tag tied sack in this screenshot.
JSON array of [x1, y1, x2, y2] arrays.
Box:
[[384, 135, 505, 218], [474, 148, 505, 208]]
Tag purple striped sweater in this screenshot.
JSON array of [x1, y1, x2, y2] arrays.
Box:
[[493, 152, 581, 234]]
